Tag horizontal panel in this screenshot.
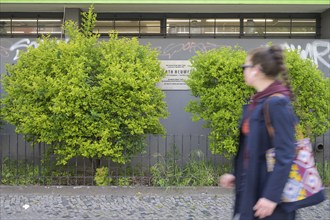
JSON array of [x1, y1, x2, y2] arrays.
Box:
[[1, 0, 329, 4]]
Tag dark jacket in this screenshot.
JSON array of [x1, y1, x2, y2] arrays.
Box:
[[233, 95, 296, 220]]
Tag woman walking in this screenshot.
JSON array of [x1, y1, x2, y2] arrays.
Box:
[[220, 45, 297, 220]]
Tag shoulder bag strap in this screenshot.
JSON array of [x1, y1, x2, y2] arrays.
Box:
[[263, 93, 285, 138]]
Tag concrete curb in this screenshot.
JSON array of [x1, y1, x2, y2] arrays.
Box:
[[0, 185, 234, 196], [0, 185, 328, 197]]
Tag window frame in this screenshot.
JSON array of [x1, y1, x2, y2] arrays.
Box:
[[0, 12, 321, 39]]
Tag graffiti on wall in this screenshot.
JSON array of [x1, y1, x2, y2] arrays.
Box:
[[157, 40, 330, 70], [9, 39, 39, 61], [1, 38, 329, 71], [282, 40, 330, 69], [156, 42, 220, 59], [0, 38, 69, 61]]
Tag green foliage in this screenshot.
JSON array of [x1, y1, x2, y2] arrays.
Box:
[[0, 98, 4, 129], [185, 46, 254, 156], [94, 166, 112, 186], [1, 157, 41, 185], [81, 5, 97, 38], [150, 148, 227, 187], [316, 162, 330, 187], [284, 50, 330, 137], [1, 157, 71, 185], [1, 6, 168, 165], [186, 46, 329, 157], [150, 146, 183, 187], [94, 165, 132, 186], [180, 150, 216, 186], [117, 177, 131, 186]]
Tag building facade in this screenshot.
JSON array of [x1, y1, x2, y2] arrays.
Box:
[[1, 1, 329, 152]]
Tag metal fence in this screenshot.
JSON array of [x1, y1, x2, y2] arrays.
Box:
[[0, 133, 329, 186], [0, 133, 231, 186]]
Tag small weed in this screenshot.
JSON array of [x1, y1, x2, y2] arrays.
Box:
[[316, 162, 330, 187], [94, 166, 112, 186]]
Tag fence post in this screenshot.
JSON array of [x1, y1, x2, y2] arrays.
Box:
[[38, 142, 41, 185], [0, 134, 3, 184]]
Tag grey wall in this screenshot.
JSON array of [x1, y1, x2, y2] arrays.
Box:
[[64, 8, 81, 26], [321, 8, 330, 39], [140, 38, 330, 136], [1, 38, 330, 136]]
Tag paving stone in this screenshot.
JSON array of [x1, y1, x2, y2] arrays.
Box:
[[0, 186, 329, 220]]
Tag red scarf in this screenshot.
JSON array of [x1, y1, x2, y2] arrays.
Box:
[[242, 81, 292, 168], [244, 80, 292, 133], [248, 80, 292, 112]]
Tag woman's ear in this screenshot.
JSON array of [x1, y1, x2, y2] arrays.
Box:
[[251, 66, 259, 75], [253, 65, 262, 75]]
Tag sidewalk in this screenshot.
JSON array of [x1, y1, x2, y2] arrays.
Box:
[[1, 186, 329, 220]]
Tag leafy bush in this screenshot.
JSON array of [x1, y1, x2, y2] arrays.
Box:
[[186, 46, 329, 157], [284, 49, 330, 138], [185, 46, 253, 156], [1, 6, 168, 165]]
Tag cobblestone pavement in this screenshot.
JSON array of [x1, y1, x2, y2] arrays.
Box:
[[0, 186, 329, 220]]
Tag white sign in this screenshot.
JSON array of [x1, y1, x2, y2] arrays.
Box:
[[158, 60, 192, 90]]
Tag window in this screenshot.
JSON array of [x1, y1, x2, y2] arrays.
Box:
[[214, 19, 240, 36], [166, 18, 240, 36], [243, 18, 273, 36], [0, 19, 11, 35], [140, 21, 161, 34], [242, 18, 317, 37], [115, 20, 139, 34], [291, 19, 316, 36], [94, 20, 115, 34], [12, 19, 37, 35], [0, 13, 319, 39], [94, 20, 161, 35], [266, 19, 291, 37], [167, 19, 190, 35], [37, 19, 63, 35], [0, 18, 62, 36]]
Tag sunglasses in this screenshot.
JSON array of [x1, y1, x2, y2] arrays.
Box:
[[241, 64, 254, 71]]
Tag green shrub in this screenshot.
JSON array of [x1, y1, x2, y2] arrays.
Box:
[[186, 46, 329, 157], [284, 50, 330, 138], [1, 6, 168, 165], [185, 46, 253, 156]]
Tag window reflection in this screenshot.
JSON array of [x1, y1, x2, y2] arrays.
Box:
[[94, 20, 161, 34], [0, 16, 318, 38], [0, 18, 62, 35], [215, 19, 240, 35]]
